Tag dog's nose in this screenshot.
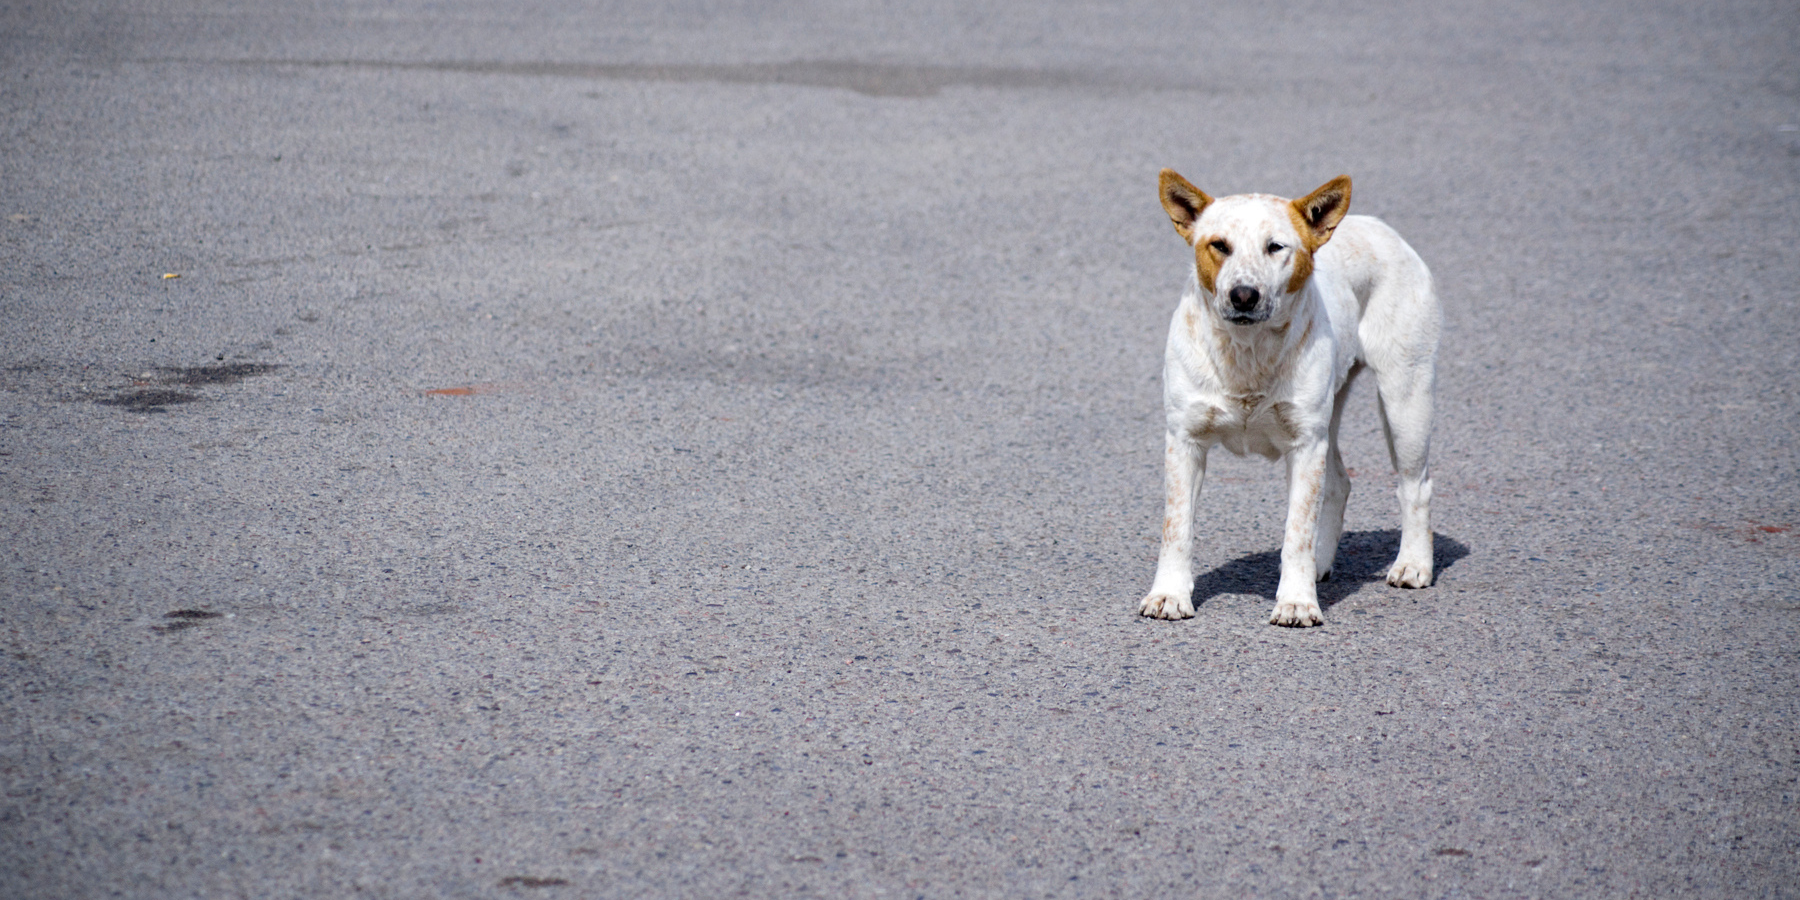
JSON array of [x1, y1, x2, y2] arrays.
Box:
[[1228, 285, 1260, 312]]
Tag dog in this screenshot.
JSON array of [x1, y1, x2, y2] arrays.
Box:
[[1138, 170, 1440, 626]]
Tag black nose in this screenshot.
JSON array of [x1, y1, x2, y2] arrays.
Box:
[[1228, 285, 1260, 312]]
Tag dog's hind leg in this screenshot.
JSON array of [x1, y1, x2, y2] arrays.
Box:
[[1347, 218, 1438, 588], [1375, 370, 1434, 587]]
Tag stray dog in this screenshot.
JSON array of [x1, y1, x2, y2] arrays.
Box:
[[1138, 171, 1439, 626]]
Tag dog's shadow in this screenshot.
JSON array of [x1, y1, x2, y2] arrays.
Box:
[[1191, 530, 1470, 611]]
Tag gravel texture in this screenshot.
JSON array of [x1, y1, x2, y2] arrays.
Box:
[[2, 1, 1797, 897]]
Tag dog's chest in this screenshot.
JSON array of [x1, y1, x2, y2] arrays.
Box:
[[1179, 393, 1300, 460]]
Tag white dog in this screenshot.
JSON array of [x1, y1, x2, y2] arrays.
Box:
[[1138, 170, 1440, 626]]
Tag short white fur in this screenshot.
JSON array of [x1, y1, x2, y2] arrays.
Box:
[[1140, 170, 1440, 627]]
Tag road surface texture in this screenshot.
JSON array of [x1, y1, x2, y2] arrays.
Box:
[[3, 1, 1797, 897]]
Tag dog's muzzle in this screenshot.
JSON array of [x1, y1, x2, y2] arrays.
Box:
[[1227, 285, 1260, 312], [1224, 285, 1265, 324]]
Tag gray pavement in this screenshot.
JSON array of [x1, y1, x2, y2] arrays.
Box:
[[3, 1, 1798, 897]]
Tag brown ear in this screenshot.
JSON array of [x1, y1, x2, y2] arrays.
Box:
[[1158, 169, 1213, 243], [1289, 176, 1352, 250]]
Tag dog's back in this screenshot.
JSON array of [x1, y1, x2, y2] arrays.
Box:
[[1318, 215, 1441, 376]]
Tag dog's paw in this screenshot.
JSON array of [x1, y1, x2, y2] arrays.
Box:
[[1139, 592, 1195, 620], [1386, 559, 1433, 588], [1268, 598, 1323, 627]]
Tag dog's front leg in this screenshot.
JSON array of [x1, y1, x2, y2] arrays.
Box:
[[1139, 431, 1206, 619], [1270, 436, 1328, 627]]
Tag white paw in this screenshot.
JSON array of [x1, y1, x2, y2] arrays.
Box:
[[1139, 591, 1195, 619], [1268, 598, 1323, 627], [1386, 558, 1433, 588]]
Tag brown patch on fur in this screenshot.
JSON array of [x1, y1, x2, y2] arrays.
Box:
[[1284, 174, 1353, 292], [1159, 169, 1213, 244], [1269, 401, 1302, 444], [1187, 406, 1220, 441], [1218, 329, 1282, 392], [1214, 316, 1299, 396], [1164, 442, 1184, 504], [1282, 178, 1347, 295], [1288, 176, 1352, 253], [1285, 245, 1314, 294], [1194, 238, 1225, 293], [1297, 475, 1322, 521], [1160, 440, 1186, 544], [1286, 465, 1324, 561], [1210, 315, 1311, 418]]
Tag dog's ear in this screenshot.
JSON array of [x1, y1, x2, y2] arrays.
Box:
[[1159, 169, 1213, 243], [1290, 176, 1352, 250]]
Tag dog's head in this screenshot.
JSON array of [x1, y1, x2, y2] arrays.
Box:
[[1158, 170, 1351, 327]]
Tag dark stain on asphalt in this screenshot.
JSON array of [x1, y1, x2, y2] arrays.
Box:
[[158, 363, 282, 386], [97, 389, 201, 412], [152, 609, 223, 633], [497, 876, 571, 888], [93, 363, 282, 412]]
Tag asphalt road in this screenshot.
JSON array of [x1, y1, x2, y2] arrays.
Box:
[[3, 1, 1797, 897]]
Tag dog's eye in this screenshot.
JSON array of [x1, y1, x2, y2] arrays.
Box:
[[1209, 240, 1231, 255], [1266, 242, 1285, 254]]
